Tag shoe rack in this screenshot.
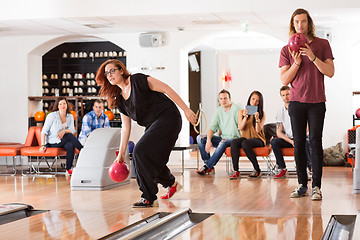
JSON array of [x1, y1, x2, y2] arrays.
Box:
[[42, 41, 126, 114]]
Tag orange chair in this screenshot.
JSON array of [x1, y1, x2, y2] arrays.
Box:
[[20, 126, 68, 176], [281, 148, 294, 156], [0, 127, 40, 175], [0, 142, 21, 145], [224, 146, 275, 176], [0, 144, 23, 175]]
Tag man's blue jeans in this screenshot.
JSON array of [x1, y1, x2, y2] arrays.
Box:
[[196, 135, 232, 169]]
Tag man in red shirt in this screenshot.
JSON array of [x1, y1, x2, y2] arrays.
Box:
[[279, 8, 334, 200]]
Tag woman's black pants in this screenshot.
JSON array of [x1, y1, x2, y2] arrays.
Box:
[[133, 115, 181, 203], [230, 137, 264, 172]]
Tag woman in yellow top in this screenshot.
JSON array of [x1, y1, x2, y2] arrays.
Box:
[[230, 91, 266, 179]]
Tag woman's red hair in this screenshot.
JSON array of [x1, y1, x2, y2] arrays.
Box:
[[95, 59, 130, 109]]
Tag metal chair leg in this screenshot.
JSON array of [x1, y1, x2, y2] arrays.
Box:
[[0, 156, 17, 176], [264, 156, 276, 176]]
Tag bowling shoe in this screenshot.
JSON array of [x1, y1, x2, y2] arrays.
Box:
[[160, 181, 183, 200], [311, 186, 322, 201], [132, 198, 158, 208], [274, 169, 287, 178], [248, 170, 262, 178], [290, 184, 308, 198], [230, 171, 240, 180], [65, 169, 72, 176], [196, 165, 215, 175]]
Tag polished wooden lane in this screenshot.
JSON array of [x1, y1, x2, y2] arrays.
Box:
[[176, 213, 328, 240], [1, 157, 360, 239]]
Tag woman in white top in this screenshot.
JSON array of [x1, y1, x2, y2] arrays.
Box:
[[39, 97, 83, 175]]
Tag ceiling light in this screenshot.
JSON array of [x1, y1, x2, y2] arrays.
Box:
[[84, 23, 114, 29], [192, 19, 224, 25], [0, 27, 12, 32]]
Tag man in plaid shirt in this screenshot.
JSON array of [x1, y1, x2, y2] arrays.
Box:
[[79, 99, 111, 145]]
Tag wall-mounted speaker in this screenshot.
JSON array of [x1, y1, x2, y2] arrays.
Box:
[[139, 32, 164, 47], [188, 54, 200, 72]]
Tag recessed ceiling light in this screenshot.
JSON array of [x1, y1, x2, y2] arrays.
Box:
[[0, 27, 12, 32], [84, 23, 114, 29], [192, 19, 224, 25]]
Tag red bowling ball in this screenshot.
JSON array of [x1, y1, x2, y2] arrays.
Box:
[[356, 108, 360, 118], [288, 33, 308, 52], [109, 162, 129, 183]]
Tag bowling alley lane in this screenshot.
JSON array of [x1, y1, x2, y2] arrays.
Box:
[[1, 162, 360, 239], [0, 209, 151, 239], [0, 209, 332, 239], [175, 213, 332, 240]]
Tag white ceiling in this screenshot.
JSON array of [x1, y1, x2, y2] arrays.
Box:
[[0, 12, 280, 36], [0, 11, 340, 35], [1, 5, 360, 51]]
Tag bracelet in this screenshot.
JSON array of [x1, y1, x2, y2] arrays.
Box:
[[294, 62, 300, 67], [41, 144, 46, 146], [312, 56, 316, 62]]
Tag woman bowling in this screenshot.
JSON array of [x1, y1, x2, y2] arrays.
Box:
[[39, 97, 83, 176], [96, 59, 196, 208]]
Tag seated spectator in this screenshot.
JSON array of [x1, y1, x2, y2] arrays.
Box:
[[39, 97, 83, 176], [196, 89, 241, 175], [271, 86, 311, 178], [78, 99, 110, 145], [230, 91, 266, 179]]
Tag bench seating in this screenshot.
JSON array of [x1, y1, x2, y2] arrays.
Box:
[[281, 147, 294, 156], [224, 146, 275, 176], [0, 127, 41, 175], [0, 144, 24, 175], [20, 126, 68, 176], [1, 126, 80, 176]]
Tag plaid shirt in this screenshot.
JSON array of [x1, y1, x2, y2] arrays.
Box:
[[78, 110, 110, 144]]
